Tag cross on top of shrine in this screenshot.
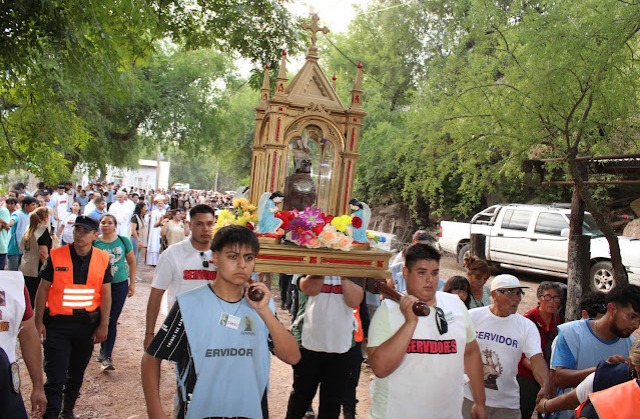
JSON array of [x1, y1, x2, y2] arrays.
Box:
[[301, 13, 330, 48]]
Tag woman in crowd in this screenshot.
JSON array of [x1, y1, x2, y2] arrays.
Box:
[[464, 255, 491, 308], [518, 281, 563, 419], [20, 207, 52, 305], [94, 214, 136, 371], [130, 202, 148, 263], [182, 200, 191, 222], [58, 201, 80, 245], [443, 275, 472, 308], [160, 208, 190, 247]]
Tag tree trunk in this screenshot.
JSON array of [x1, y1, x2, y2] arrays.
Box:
[[565, 187, 591, 322], [567, 157, 628, 285]]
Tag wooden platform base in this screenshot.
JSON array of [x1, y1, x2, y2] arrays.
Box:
[[255, 243, 391, 279]]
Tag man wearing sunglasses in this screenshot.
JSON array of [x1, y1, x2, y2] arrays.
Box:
[[550, 283, 640, 419], [368, 243, 487, 419], [462, 274, 551, 419], [144, 204, 217, 349]]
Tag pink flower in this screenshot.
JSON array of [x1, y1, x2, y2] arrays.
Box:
[[336, 235, 353, 251], [318, 225, 339, 246]]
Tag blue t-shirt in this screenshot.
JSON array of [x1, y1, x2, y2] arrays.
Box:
[[0, 207, 10, 254], [551, 318, 635, 419], [87, 209, 107, 223], [8, 210, 30, 256]]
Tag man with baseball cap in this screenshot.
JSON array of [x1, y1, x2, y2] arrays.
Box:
[[34, 215, 113, 419], [462, 274, 551, 419]]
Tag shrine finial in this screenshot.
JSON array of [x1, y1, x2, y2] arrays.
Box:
[[350, 62, 364, 110], [274, 50, 288, 97], [301, 13, 329, 57], [258, 64, 271, 107]]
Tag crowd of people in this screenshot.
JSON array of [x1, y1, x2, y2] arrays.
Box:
[[1, 182, 639, 419]]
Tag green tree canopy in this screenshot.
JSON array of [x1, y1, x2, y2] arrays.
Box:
[[0, 0, 302, 180]]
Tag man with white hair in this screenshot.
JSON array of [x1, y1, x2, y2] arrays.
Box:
[[108, 191, 135, 237], [463, 274, 551, 419]]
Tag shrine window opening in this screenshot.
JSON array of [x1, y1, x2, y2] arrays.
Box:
[[286, 125, 334, 211]]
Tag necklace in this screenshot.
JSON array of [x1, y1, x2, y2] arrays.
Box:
[[213, 289, 244, 317]]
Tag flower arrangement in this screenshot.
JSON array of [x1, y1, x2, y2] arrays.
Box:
[[214, 198, 258, 232], [275, 207, 355, 251]]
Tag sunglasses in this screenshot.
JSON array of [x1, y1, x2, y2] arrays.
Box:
[[496, 289, 525, 297], [435, 307, 448, 335], [200, 252, 210, 268]]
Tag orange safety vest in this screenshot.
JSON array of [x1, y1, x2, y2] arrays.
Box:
[[354, 306, 363, 343], [576, 379, 640, 419], [47, 245, 110, 316]]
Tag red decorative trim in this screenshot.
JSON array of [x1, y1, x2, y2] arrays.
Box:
[[309, 257, 318, 264], [257, 254, 305, 262], [343, 161, 352, 214], [377, 261, 385, 268], [278, 107, 283, 111], [270, 153, 278, 191], [251, 156, 257, 191], [276, 118, 281, 142], [350, 128, 355, 150], [353, 118, 358, 122], [321, 258, 373, 266]]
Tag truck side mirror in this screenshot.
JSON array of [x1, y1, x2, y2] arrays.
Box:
[[560, 228, 570, 238]]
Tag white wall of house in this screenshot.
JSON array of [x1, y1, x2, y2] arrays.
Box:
[[78, 160, 170, 191]]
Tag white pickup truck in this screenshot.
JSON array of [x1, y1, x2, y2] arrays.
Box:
[[438, 203, 640, 291]]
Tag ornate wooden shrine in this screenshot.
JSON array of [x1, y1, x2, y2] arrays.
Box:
[[249, 14, 391, 278], [249, 14, 366, 216]]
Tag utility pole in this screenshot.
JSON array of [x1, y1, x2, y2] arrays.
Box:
[[156, 144, 161, 191]]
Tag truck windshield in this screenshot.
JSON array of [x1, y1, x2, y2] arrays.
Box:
[[583, 214, 604, 237]]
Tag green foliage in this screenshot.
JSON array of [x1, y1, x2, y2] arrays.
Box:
[[0, 0, 302, 181], [321, 0, 640, 227], [168, 82, 259, 190], [403, 0, 640, 217]]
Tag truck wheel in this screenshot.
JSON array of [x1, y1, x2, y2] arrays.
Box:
[[590, 261, 614, 292], [457, 243, 470, 266]]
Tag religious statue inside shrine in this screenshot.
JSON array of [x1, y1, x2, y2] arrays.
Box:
[[283, 126, 335, 211]]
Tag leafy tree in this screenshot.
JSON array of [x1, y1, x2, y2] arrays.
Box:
[[405, 0, 640, 281], [168, 82, 259, 190], [321, 1, 431, 220], [0, 0, 302, 180]]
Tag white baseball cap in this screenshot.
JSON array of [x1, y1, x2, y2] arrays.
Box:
[[490, 274, 530, 292]]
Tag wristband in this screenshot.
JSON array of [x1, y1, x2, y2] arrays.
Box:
[[542, 398, 548, 415]]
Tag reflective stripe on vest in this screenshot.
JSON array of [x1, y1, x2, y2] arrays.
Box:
[[47, 245, 110, 316], [62, 288, 96, 307]]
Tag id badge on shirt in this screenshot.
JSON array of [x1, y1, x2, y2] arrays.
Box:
[[219, 313, 241, 330]]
